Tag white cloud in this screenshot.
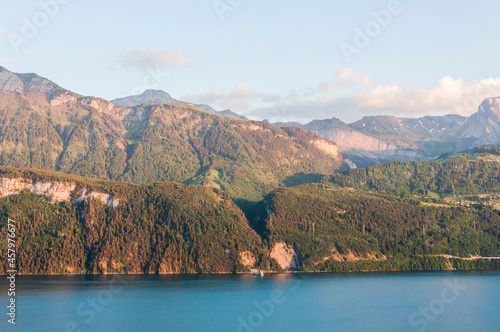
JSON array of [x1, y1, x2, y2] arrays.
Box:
[[181, 83, 260, 111], [121, 48, 191, 70], [179, 69, 500, 123], [0, 29, 6, 35]]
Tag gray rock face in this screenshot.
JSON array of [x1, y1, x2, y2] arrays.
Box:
[[0, 66, 57, 94], [276, 117, 421, 166], [0, 67, 24, 93], [458, 98, 500, 148]]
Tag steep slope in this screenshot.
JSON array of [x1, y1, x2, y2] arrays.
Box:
[[0, 67, 344, 202], [457, 98, 500, 147], [119, 103, 343, 201], [112, 89, 247, 120]]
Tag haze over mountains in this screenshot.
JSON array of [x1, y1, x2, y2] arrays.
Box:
[[275, 98, 500, 167]]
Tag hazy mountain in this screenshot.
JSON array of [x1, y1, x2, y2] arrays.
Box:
[[457, 98, 500, 147], [276, 97, 500, 167], [112, 89, 247, 120], [0, 66, 343, 202], [276, 117, 424, 167], [112, 89, 178, 106]]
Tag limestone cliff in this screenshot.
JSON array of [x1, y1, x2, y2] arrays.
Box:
[[0, 177, 119, 207]]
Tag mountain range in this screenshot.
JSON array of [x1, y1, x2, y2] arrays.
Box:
[[3, 64, 500, 180], [275, 99, 500, 167], [106, 85, 500, 169]]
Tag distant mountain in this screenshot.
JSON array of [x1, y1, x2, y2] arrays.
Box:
[[276, 97, 500, 167], [112, 89, 178, 106], [0, 66, 344, 202], [112, 89, 247, 120], [275, 117, 423, 167], [457, 98, 500, 147]]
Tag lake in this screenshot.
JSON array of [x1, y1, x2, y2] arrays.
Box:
[[1, 271, 499, 331]]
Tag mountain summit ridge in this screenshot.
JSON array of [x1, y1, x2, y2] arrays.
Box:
[[112, 89, 247, 120], [2, 65, 500, 168], [0, 66, 344, 202], [0, 66, 60, 94]]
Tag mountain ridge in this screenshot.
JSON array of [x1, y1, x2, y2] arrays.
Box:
[[0, 66, 344, 203], [112, 89, 247, 120], [4, 65, 500, 170], [275, 97, 500, 167]]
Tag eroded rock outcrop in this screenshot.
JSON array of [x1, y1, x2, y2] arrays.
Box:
[[270, 243, 301, 269], [0, 177, 119, 208]]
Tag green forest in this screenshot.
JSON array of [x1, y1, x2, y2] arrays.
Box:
[[261, 184, 500, 272], [0, 164, 499, 274], [0, 167, 268, 274], [330, 150, 500, 197]]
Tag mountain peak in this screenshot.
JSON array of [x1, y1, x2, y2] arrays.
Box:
[[0, 66, 24, 93], [0, 66, 59, 94], [112, 89, 178, 107], [112, 89, 248, 120], [140, 89, 173, 99], [480, 97, 500, 116]]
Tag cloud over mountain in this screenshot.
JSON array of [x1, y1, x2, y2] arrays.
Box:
[[121, 48, 191, 70], [181, 69, 500, 123]]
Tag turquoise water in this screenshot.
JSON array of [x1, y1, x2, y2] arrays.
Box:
[[1, 271, 499, 331]]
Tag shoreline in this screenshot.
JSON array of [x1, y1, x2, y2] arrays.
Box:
[[3, 268, 500, 277]]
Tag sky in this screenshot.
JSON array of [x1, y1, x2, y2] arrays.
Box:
[[1, 0, 500, 123]]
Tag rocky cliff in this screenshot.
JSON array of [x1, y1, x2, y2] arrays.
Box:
[[0, 177, 119, 207]]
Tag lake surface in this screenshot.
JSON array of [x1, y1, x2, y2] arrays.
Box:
[[1, 271, 499, 331]]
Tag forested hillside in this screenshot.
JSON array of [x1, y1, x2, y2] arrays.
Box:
[[330, 154, 500, 198], [1, 168, 499, 274], [260, 184, 500, 272], [0, 168, 267, 274]]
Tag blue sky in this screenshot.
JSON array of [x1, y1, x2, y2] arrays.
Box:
[[1, 0, 500, 122]]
